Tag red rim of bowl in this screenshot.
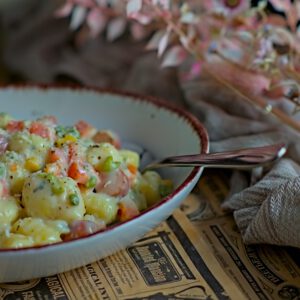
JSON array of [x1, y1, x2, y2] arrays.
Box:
[[0, 83, 209, 253]]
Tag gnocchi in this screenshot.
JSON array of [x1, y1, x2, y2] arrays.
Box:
[[0, 115, 173, 248]]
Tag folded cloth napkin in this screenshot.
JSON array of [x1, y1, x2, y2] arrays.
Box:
[[222, 158, 300, 248], [180, 72, 300, 248], [1, 0, 300, 248]]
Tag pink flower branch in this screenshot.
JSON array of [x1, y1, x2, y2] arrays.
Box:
[[58, 0, 300, 133]]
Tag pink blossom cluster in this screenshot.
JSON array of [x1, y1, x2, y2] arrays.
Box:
[[58, 0, 300, 131]]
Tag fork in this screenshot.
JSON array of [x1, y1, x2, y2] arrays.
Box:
[[143, 143, 287, 171]]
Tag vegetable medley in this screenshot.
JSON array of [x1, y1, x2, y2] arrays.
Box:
[[0, 113, 173, 249]]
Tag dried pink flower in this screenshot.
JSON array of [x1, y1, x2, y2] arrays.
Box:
[[56, 0, 300, 132]]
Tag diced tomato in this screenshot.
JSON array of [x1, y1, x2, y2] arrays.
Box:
[[96, 169, 129, 197], [0, 134, 8, 154], [68, 161, 89, 184], [118, 201, 140, 222], [9, 163, 17, 172], [92, 130, 121, 149], [75, 120, 96, 138], [6, 120, 24, 133], [29, 122, 51, 139], [62, 220, 105, 241]]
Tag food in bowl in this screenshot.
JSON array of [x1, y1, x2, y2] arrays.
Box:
[[0, 113, 173, 249]]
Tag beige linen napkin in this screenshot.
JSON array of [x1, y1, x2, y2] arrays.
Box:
[[222, 158, 300, 248], [180, 73, 300, 248], [1, 0, 300, 248]]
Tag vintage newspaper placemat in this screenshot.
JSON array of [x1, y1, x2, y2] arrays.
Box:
[[0, 209, 243, 299], [182, 170, 300, 300]]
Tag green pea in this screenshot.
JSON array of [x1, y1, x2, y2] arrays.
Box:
[[102, 156, 120, 172], [69, 193, 80, 206], [85, 176, 97, 188], [43, 173, 65, 195]]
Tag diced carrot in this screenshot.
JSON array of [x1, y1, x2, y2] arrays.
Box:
[[6, 121, 24, 133], [127, 163, 137, 175], [47, 148, 64, 163], [68, 162, 89, 184], [9, 163, 17, 172]]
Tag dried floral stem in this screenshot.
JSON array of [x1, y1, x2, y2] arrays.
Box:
[[59, 0, 300, 133], [204, 67, 300, 132], [148, 3, 300, 133]]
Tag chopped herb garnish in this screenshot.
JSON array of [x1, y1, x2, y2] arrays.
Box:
[[55, 125, 80, 139], [33, 182, 46, 193]]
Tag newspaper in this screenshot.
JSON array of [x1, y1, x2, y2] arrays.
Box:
[[182, 170, 300, 300], [0, 210, 243, 299], [1, 169, 299, 300]]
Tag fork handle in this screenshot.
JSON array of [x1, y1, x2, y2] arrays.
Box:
[[145, 143, 286, 170]]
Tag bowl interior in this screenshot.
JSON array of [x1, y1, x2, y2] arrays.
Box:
[[0, 86, 206, 187]]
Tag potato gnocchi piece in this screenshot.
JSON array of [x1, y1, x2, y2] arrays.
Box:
[[86, 142, 122, 172], [83, 214, 106, 227], [0, 151, 30, 195], [119, 149, 140, 168], [121, 189, 147, 211], [0, 233, 35, 249], [22, 173, 85, 223], [137, 171, 162, 206], [8, 132, 50, 169], [134, 171, 173, 206], [83, 192, 118, 224], [0, 196, 20, 232], [11, 217, 69, 246]]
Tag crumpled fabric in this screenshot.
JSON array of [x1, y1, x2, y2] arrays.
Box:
[[222, 159, 300, 248], [1, 0, 300, 248], [179, 69, 300, 248]]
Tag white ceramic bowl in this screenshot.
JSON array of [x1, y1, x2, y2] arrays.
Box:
[[0, 85, 209, 282]]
